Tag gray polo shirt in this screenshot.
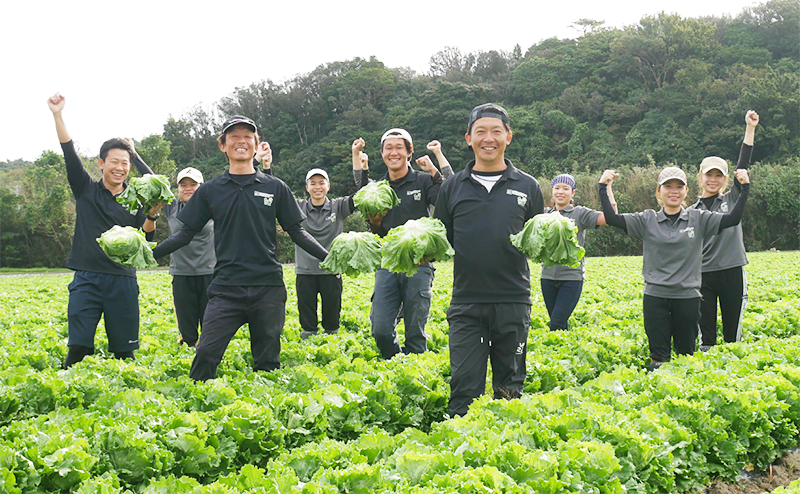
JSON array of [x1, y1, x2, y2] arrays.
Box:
[[295, 197, 354, 275], [623, 208, 723, 299], [689, 183, 748, 273], [164, 199, 215, 276], [540, 205, 600, 281]]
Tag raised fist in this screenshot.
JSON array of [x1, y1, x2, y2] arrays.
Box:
[[426, 140, 441, 153], [745, 110, 759, 127], [415, 155, 436, 173], [352, 138, 365, 153], [47, 93, 65, 113], [599, 169, 618, 185], [256, 141, 272, 166]]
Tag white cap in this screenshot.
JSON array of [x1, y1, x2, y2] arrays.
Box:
[[380, 128, 413, 148], [699, 156, 729, 176], [177, 167, 204, 184], [306, 168, 329, 182], [657, 167, 687, 185]]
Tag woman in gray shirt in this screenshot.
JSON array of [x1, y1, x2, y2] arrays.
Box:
[[598, 166, 750, 370]]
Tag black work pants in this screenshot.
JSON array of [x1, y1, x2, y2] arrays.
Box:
[[172, 274, 213, 346], [190, 283, 286, 381], [447, 303, 531, 417], [296, 274, 343, 334], [699, 267, 747, 346], [643, 295, 701, 362]]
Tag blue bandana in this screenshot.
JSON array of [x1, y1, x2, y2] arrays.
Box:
[[551, 174, 576, 190]]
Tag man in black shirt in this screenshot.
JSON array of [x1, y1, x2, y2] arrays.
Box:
[[152, 116, 328, 381], [435, 103, 544, 417], [47, 93, 160, 368]]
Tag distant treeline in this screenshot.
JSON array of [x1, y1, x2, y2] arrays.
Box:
[[1, 0, 797, 268]]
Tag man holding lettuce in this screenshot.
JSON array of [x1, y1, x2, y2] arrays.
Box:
[[435, 103, 544, 417], [47, 93, 160, 368], [151, 116, 328, 381], [355, 131, 453, 359]]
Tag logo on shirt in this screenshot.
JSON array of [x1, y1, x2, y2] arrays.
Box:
[[328, 213, 337, 223], [407, 189, 422, 201], [516, 342, 525, 355], [680, 226, 695, 238], [507, 189, 528, 207], [720, 202, 728, 212], [254, 191, 274, 206]]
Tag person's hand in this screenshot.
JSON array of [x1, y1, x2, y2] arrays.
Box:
[[366, 210, 387, 226], [47, 93, 65, 113], [256, 141, 272, 168], [415, 155, 437, 174], [352, 138, 365, 154], [123, 137, 137, 155], [745, 110, 759, 128], [358, 151, 368, 169], [426, 140, 442, 154], [734, 169, 750, 184], [599, 169, 618, 184], [147, 202, 165, 217]]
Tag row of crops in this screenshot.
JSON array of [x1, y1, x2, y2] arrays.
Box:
[[0, 252, 798, 493]]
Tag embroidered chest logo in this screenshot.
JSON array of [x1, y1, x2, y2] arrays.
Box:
[[254, 191, 274, 206], [506, 189, 528, 207], [680, 226, 695, 238], [720, 202, 729, 212], [328, 213, 337, 223], [407, 189, 422, 201]]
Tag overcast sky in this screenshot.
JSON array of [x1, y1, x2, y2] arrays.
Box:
[[1, 0, 763, 162]]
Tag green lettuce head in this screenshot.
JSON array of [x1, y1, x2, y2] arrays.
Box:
[[97, 225, 158, 269], [117, 174, 175, 213], [381, 217, 454, 277], [353, 181, 400, 217], [320, 231, 383, 277]]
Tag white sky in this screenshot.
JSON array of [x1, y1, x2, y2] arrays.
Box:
[[1, 0, 763, 162]]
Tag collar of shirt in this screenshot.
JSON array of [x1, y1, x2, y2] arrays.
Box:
[[384, 164, 417, 185], [694, 194, 721, 209], [218, 169, 268, 185], [656, 207, 689, 223], [461, 159, 519, 183], [303, 198, 331, 213]]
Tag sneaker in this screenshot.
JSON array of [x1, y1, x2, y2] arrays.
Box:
[[300, 330, 317, 340], [649, 360, 667, 372], [698, 345, 712, 353], [324, 329, 339, 336]]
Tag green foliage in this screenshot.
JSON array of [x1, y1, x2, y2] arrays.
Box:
[[320, 231, 383, 277], [511, 212, 586, 268], [381, 218, 454, 276], [116, 175, 175, 213], [352, 181, 400, 217], [96, 226, 158, 269]]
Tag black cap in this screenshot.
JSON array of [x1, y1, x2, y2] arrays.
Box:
[[220, 115, 257, 135], [467, 103, 510, 131]]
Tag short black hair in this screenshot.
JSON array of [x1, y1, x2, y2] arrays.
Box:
[[99, 138, 134, 161]]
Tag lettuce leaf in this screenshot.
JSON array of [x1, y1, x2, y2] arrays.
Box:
[[97, 226, 158, 269], [381, 217, 454, 277], [353, 181, 400, 217], [320, 232, 383, 277], [117, 174, 175, 214], [510, 211, 585, 268]]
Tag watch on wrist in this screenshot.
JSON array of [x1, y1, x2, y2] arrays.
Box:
[[146, 213, 160, 221]]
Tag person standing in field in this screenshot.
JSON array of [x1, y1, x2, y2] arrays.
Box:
[[151, 115, 328, 381], [46, 93, 160, 368], [159, 166, 215, 348], [434, 103, 545, 417], [690, 111, 759, 350], [540, 173, 617, 331], [355, 131, 453, 359], [598, 165, 750, 370], [255, 141, 369, 339]]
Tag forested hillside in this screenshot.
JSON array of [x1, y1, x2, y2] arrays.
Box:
[[1, 0, 797, 268]]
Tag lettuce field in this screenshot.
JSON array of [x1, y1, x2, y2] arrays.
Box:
[[0, 252, 799, 493]]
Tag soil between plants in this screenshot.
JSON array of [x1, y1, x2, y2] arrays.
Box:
[[703, 450, 800, 493]]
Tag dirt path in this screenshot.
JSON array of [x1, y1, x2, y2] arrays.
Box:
[[704, 450, 800, 493]]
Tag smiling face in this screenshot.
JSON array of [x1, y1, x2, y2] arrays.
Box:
[[381, 138, 410, 174], [657, 179, 688, 212], [699, 169, 728, 197], [218, 124, 257, 164], [305, 175, 330, 203], [552, 183, 576, 209], [98, 148, 132, 192], [465, 117, 512, 167], [178, 177, 200, 203]]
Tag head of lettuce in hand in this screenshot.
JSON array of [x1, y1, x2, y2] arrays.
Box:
[[353, 181, 400, 221], [381, 217, 454, 276], [510, 212, 585, 268], [117, 174, 174, 214], [97, 225, 158, 269]]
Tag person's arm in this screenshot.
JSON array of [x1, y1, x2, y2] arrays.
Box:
[[717, 170, 750, 232], [426, 140, 454, 179], [284, 222, 328, 261], [48, 94, 92, 197], [599, 170, 626, 232], [125, 138, 155, 176], [124, 142, 161, 232], [254, 142, 272, 174], [433, 183, 454, 246], [595, 182, 618, 226], [152, 222, 199, 259]]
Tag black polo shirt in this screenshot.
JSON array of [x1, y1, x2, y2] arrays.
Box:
[[434, 159, 544, 305], [152, 169, 304, 287], [371, 165, 443, 237], [62, 141, 154, 277]]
